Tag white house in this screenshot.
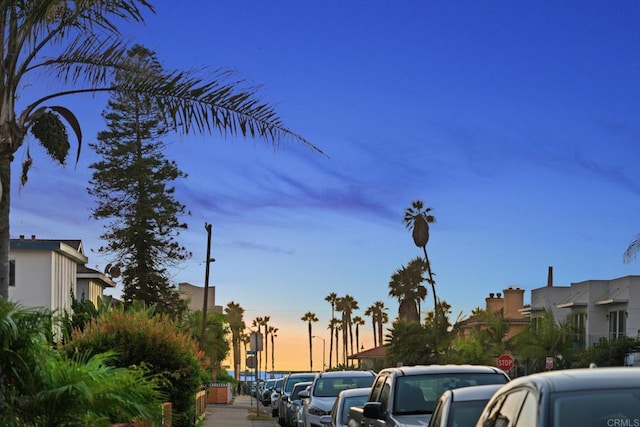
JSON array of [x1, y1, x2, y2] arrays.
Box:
[[521, 272, 640, 347], [8, 235, 114, 313]]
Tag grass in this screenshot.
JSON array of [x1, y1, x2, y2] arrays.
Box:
[[248, 407, 274, 421]]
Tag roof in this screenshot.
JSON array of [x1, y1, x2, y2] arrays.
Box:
[[77, 265, 116, 288], [10, 238, 88, 264], [347, 345, 386, 359], [500, 367, 640, 393], [316, 370, 376, 378], [447, 384, 505, 402], [379, 364, 509, 377]]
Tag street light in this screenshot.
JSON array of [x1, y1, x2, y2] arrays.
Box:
[[200, 223, 215, 351], [312, 335, 326, 371]]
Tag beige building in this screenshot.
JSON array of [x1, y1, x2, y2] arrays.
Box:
[[457, 286, 529, 341], [178, 281, 222, 314]]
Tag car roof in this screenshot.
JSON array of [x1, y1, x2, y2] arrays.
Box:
[[379, 365, 509, 376], [498, 367, 640, 394], [337, 387, 371, 398], [447, 384, 504, 402], [317, 370, 376, 378]]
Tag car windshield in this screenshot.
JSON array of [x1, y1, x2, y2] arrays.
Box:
[[285, 375, 316, 393], [314, 376, 375, 397], [394, 373, 508, 415], [552, 388, 640, 427]]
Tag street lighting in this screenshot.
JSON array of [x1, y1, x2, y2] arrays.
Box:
[[312, 335, 326, 371], [200, 223, 215, 351]]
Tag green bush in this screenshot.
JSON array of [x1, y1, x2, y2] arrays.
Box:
[[63, 307, 209, 426]]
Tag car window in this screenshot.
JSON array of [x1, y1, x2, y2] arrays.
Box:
[[394, 373, 508, 416], [314, 375, 375, 397], [486, 389, 527, 427], [551, 389, 640, 427], [340, 395, 369, 425], [513, 392, 536, 427], [379, 377, 392, 414], [370, 373, 387, 402]]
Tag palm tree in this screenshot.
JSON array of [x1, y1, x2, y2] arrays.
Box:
[[328, 318, 341, 368], [388, 257, 428, 323], [403, 200, 438, 318], [0, 2, 323, 299], [624, 236, 640, 264], [378, 308, 389, 347], [325, 292, 338, 369], [224, 301, 245, 382], [301, 311, 318, 371], [269, 326, 278, 375], [336, 294, 358, 364], [260, 316, 271, 380], [352, 316, 365, 354], [364, 304, 378, 348]]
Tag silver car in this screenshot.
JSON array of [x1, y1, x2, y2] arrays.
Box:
[[301, 370, 376, 427], [428, 384, 502, 427], [476, 367, 640, 427], [319, 387, 371, 427]]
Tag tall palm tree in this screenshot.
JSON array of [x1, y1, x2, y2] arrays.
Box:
[[336, 295, 358, 365], [269, 326, 278, 375], [388, 257, 428, 323], [224, 301, 245, 382], [352, 316, 365, 353], [324, 292, 338, 369], [260, 316, 270, 380], [378, 308, 389, 347], [301, 311, 318, 371], [403, 200, 438, 318], [365, 301, 387, 348], [328, 318, 341, 369], [0, 1, 323, 299]]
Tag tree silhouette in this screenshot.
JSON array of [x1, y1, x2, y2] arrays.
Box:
[[301, 311, 318, 371]]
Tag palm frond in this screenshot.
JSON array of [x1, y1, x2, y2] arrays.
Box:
[[623, 234, 640, 264]]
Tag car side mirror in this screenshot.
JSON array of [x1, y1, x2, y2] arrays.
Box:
[[363, 402, 383, 419], [319, 415, 332, 425], [299, 390, 310, 398]]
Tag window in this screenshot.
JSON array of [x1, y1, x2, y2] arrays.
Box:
[[609, 310, 626, 339], [9, 260, 14, 287]]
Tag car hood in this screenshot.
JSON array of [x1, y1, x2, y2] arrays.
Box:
[[391, 413, 432, 427]]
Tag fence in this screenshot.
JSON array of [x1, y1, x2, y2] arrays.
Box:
[[207, 383, 233, 404]]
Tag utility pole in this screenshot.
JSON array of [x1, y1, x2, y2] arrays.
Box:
[[200, 222, 214, 351]]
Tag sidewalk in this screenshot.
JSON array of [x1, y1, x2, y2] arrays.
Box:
[[202, 394, 277, 427]]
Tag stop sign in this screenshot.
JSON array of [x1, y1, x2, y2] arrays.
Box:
[[497, 354, 515, 371]]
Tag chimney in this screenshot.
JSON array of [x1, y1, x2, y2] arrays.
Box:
[[19, 235, 25, 240], [503, 286, 525, 319], [31, 235, 36, 240], [547, 266, 553, 287]]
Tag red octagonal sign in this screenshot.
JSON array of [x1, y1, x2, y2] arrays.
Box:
[[497, 354, 515, 371]]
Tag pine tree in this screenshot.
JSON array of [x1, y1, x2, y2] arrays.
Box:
[[88, 46, 190, 317]]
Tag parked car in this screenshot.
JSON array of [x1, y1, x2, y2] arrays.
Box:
[[301, 370, 376, 427], [319, 387, 371, 427], [348, 365, 510, 427], [277, 372, 318, 426], [476, 367, 640, 427], [427, 384, 502, 427], [263, 378, 282, 406], [287, 381, 313, 427]]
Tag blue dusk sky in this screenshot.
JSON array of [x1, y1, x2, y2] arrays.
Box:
[[10, 2, 640, 369]]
